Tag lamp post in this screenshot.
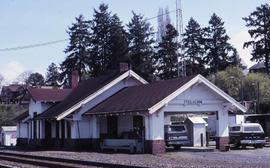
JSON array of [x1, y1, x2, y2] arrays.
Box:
[[229, 76, 244, 104], [252, 81, 260, 114]]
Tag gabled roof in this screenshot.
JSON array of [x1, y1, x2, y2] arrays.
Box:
[[37, 70, 147, 120], [85, 76, 195, 115], [85, 75, 247, 115], [188, 117, 207, 124], [1, 126, 17, 132], [2, 84, 25, 92], [13, 110, 29, 121], [28, 87, 72, 102], [249, 62, 265, 70]]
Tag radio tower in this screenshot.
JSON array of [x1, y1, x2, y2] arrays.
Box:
[[176, 0, 186, 77]]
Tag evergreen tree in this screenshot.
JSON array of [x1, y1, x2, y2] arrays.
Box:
[[25, 72, 45, 87], [182, 18, 206, 75], [90, 3, 112, 76], [204, 13, 239, 74], [45, 63, 60, 87], [243, 4, 270, 74], [155, 24, 179, 80], [127, 12, 155, 80], [90, 4, 129, 76], [107, 14, 129, 70], [60, 15, 91, 85]]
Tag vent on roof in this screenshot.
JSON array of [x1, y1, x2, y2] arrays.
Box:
[[72, 71, 79, 88]]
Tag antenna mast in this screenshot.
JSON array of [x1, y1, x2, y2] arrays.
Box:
[[176, 0, 186, 77]]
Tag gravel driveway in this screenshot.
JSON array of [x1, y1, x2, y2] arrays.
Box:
[[1, 147, 270, 168]]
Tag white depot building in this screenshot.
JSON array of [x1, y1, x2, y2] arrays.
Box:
[[15, 67, 246, 154]]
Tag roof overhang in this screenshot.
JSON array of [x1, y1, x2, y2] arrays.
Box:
[[56, 70, 148, 120], [148, 74, 247, 114]]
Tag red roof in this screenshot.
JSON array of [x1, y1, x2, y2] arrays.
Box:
[[85, 76, 195, 115], [27, 87, 72, 102], [37, 72, 124, 119], [2, 84, 25, 92]]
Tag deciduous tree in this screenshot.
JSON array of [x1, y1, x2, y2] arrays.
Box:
[[25, 72, 45, 87]]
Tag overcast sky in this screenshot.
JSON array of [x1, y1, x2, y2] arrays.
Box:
[[0, 0, 269, 83]]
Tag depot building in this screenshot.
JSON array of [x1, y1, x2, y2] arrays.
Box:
[[15, 67, 246, 154]]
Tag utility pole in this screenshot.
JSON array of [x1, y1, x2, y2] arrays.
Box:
[[176, 0, 186, 77]]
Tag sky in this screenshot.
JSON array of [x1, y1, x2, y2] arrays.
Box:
[[0, 0, 269, 83]]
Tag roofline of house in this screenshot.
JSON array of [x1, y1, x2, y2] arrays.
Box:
[[56, 70, 148, 120], [148, 74, 247, 114]]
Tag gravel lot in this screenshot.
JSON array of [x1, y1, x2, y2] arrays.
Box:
[[0, 147, 270, 168]]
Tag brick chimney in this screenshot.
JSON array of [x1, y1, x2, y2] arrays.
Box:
[[119, 62, 129, 72], [71, 71, 79, 89]]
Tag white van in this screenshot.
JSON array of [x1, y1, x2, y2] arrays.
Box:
[[229, 123, 265, 148]]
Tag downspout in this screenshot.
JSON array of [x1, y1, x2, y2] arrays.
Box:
[[76, 120, 81, 139]]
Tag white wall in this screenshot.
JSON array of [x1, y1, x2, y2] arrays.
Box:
[[145, 110, 164, 140], [2, 131, 17, 146], [193, 124, 206, 146], [71, 119, 91, 139], [163, 83, 225, 113], [17, 122, 28, 138], [29, 99, 51, 117]]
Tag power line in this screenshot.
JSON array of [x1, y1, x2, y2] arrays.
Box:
[[0, 9, 180, 52], [0, 39, 68, 52]]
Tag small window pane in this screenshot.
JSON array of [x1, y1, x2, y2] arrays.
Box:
[[244, 126, 261, 132]]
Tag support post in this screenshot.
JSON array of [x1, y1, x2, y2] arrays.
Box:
[[216, 108, 229, 151]]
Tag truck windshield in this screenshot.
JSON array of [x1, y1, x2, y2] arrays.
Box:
[[170, 125, 185, 132], [244, 126, 262, 132]]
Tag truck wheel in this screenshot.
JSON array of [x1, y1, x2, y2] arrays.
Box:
[[173, 145, 181, 150], [234, 143, 240, 148]]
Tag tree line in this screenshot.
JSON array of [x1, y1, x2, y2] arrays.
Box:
[[5, 3, 270, 88]]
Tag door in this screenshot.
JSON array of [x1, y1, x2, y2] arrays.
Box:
[[107, 116, 118, 138], [45, 121, 52, 139], [133, 116, 144, 138]]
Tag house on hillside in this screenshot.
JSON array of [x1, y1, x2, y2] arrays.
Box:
[[249, 62, 266, 73], [15, 64, 246, 154], [0, 84, 27, 104]]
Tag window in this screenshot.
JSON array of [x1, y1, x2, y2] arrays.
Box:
[[66, 121, 71, 139], [170, 125, 186, 132], [230, 126, 241, 132], [56, 122, 59, 138], [244, 126, 262, 132]]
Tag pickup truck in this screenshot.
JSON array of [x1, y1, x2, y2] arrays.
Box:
[[229, 123, 266, 148], [164, 124, 190, 150]]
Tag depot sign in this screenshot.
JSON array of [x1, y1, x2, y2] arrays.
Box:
[[184, 99, 203, 105]]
